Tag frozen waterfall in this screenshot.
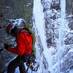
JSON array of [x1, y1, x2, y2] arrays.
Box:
[[33, 0, 50, 73], [33, 0, 67, 73]]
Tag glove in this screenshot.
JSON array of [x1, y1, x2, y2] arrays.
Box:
[[4, 43, 10, 50]]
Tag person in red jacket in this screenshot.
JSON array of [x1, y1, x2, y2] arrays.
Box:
[[4, 23, 34, 73]]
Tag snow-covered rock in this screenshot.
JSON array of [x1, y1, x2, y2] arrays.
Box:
[[64, 33, 73, 45]]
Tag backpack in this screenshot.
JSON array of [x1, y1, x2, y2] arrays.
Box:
[[23, 27, 36, 56]]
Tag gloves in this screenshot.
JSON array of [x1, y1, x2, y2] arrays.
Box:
[[4, 43, 10, 50]]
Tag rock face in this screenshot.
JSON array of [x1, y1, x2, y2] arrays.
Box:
[[66, 0, 73, 15], [41, 0, 60, 48], [64, 33, 73, 45], [0, 0, 33, 22], [60, 1, 73, 73]]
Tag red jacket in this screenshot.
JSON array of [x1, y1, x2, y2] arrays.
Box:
[[7, 29, 33, 56]]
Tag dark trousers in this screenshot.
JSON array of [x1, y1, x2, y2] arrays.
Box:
[[7, 55, 32, 73]]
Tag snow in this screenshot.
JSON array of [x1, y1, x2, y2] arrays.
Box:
[[33, 0, 47, 50], [15, 67, 20, 73], [33, 0, 51, 72], [55, 0, 66, 62], [69, 69, 73, 73]]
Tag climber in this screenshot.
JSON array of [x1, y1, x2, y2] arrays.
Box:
[[4, 22, 36, 73]]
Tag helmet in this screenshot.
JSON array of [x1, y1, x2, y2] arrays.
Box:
[[6, 23, 15, 33], [9, 18, 26, 28]]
